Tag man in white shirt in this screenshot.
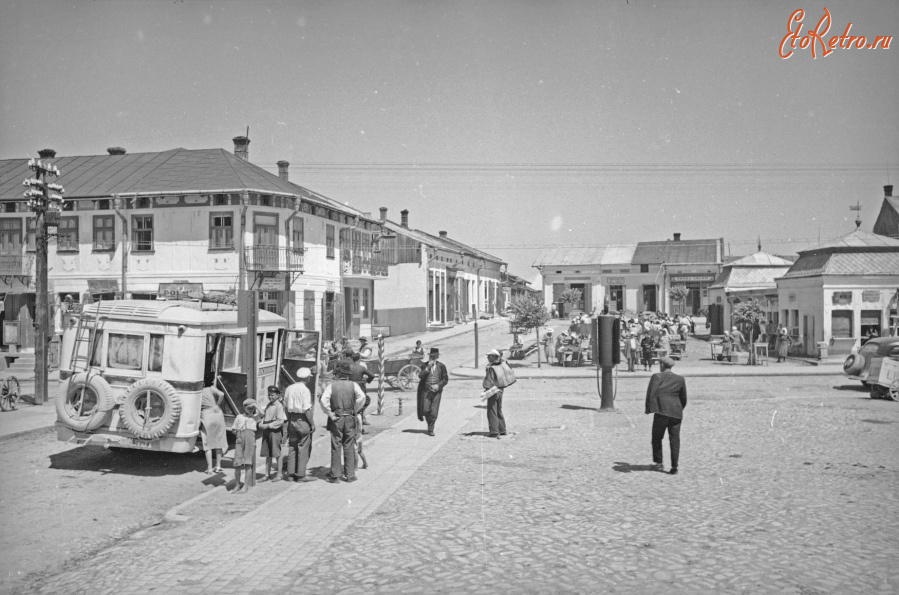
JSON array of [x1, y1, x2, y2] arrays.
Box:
[[284, 367, 316, 482]]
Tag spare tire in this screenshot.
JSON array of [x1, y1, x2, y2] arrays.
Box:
[[119, 378, 182, 440], [56, 372, 115, 432], [843, 354, 865, 376]]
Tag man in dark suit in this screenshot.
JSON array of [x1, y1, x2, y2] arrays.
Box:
[[417, 347, 448, 436], [645, 356, 688, 475]]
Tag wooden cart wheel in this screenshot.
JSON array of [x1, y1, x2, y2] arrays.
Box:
[[889, 379, 899, 403], [396, 365, 421, 391]]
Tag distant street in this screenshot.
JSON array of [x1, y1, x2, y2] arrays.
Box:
[[7, 366, 897, 594]]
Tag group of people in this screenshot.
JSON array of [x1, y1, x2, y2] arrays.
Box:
[[620, 314, 694, 372]]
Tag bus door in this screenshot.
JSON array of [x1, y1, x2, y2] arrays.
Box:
[[214, 333, 246, 419], [280, 329, 322, 396]]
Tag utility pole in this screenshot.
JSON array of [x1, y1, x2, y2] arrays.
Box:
[[23, 153, 65, 405]]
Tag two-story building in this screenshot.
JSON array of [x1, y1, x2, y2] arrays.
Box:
[[0, 138, 389, 356]]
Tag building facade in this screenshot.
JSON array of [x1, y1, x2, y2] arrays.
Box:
[[707, 251, 794, 335]]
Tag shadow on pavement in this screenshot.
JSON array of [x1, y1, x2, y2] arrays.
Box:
[[49, 447, 205, 477], [461, 431, 494, 437], [561, 404, 597, 411], [401, 429, 430, 435], [612, 462, 667, 474], [831, 384, 866, 392]]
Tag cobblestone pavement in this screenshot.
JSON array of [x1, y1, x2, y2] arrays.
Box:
[[19, 375, 899, 594]]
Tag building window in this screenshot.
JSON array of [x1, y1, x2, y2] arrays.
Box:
[[362, 288, 370, 318], [26, 217, 36, 252], [132, 215, 153, 252], [58, 216, 79, 252], [831, 310, 853, 338], [0, 218, 23, 254], [292, 218, 304, 249], [640, 264, 649, 273], [326, 224, 335, 259], [135, 197, 152, 209], [93, 215, 115, 251], [149, 334, 164, 372], [352, 287, 360, 313], [209, 213, 233, 249], [3, 203, 16, 214], [96, 199, 110, 210], [213, 194, 229, 206]]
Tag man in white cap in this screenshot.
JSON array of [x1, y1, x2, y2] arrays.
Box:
[[284, 367, 316, 482], [645, 356, 687, 475]]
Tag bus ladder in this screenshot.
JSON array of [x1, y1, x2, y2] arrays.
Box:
[[69, 300, 103, 374]]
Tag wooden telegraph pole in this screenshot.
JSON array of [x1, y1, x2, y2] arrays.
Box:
[[23, 153, 65, 405]]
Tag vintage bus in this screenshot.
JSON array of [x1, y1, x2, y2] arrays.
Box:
[[56, 299, 321, 453]]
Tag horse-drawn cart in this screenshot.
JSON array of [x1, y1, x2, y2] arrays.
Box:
[[364, 354, 424, 390]]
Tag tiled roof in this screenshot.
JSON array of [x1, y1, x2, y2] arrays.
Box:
[[780, 251, 899, 279], [0, 149, 303, 199], [531, 244, 637, 267], [428, 233, 505, 265], [724, 251, 794, 267], [709, 266, 792, 291], [800, 230, 899, 252], [632, 238, 721, 264], [380, 220, 504, 265]]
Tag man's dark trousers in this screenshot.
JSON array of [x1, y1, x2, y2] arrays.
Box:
[[286, 413, 313, 478], [422, 392, 442, 433], [329, 415, 357, 479], [651, 413, 681, 469], [486, 389, 506, 435]]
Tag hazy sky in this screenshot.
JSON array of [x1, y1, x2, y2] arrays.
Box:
[[2, 1, 897, 283]]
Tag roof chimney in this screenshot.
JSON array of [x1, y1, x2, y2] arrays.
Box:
[[673, 233, 682, 241], [233, 136, 250, 161], [38, 149, 56, 159], [379, 207, 387, 222], [107, 147, 126, 155], [439, 231, 448, 238], [400, 209, 409, 228], [277, 160, 289, 181], [886, 185, 894, 197]]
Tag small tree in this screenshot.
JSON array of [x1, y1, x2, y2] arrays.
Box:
[[668, 284, 689, 315], [508, 296, 550, 368], [559, 288, 583, 317], [732, 298, 766, 365]]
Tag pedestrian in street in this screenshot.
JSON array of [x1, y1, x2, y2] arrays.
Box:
[[199, 381, 227, 475], [482, 349, 514, 438], [732, 326, 746, 352], [775, 327, 792, 363], [658, 328, 671, 355], [417, 347, 449, 436], [259, 386, 287, 482], [284, 367, 316, 482], [319, 361, 366, 483], [624, 331, 639, 372], [640, 334, 655, 371], [229, 399, 260, 494], [645, 356, 687, 475], [348, 351, 375, 428], [542, 328, 555, 365], [412, 340, 425, 357], [358, 337, 373, 359], [720, 331, 734, 362]]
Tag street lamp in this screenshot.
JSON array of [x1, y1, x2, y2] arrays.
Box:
[[22, 154, 65, 405]]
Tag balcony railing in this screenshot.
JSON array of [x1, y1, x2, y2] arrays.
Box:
[[341, 256, 389, 277], [243, 246, 305, 272], [0, 253, 35, 275]]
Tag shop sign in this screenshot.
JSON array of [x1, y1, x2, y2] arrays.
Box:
[[326, 281, 336, 292], [3, 321, 19, 345], [831, 291, 853, 306], [565, 276, 591, 281], [861, 290, 881, 303], [158, 282, 203, 300], [87, 279, 119, 293], [606, 277, 625, 284], [259, 273, 286, 291], [670, 274, 715, 282]]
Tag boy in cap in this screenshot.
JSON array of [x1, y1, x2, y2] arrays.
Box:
[[645, 356, 688, 475], [229, 399, 261, 494], [259, 385, 287, 482], [417, 347, 448, 436]]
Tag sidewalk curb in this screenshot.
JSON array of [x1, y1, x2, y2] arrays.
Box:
[[450, 366, 846, 380], [0, 421, 56, 442]]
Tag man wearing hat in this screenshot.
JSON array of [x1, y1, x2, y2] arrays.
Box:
[[483, 349, 510, 438], [283, 367, 316, 482], [645, 356, 688, 475], [417, 347, 448, 436], [320, 361, 367, 483], [349, 351, 375, 428]]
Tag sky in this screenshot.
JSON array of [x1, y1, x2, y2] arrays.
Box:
[[2, 1, 897, 286]]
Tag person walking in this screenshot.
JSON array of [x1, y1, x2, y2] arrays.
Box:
[[283, 367, 316, 482], [348, 351, 375, 428], [199, 381, 227, 475], [417, 348, 448, 436], [542, 328, 555, 365], [640, 334, 655, 371], [775, 327, 792, 363], [319, 361, 366, 483], [624, 332, 639, 372], [645, 356, 687, 475], [482, 349, 513, 438], [731, 326, 746, 352]]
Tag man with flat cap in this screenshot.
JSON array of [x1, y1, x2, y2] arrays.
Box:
[[645, 356, 688, 475], [417, 347, 448, 436], [320, 361, 366, 483]]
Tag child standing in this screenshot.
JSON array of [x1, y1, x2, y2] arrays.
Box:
[[230, 399, 260, 494], [640, 335, 655, 372], [355, 413, 369, 470], [259, 385, 287, 482]]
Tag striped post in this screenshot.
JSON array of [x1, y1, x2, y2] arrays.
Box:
[[376, 334, 385, 414]]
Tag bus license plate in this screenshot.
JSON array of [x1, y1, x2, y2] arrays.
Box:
[[129, 438, 153, 449]]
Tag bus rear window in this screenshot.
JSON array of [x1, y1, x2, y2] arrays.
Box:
[[108, 333, 143, 370], [149, 334, 164, 372]]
